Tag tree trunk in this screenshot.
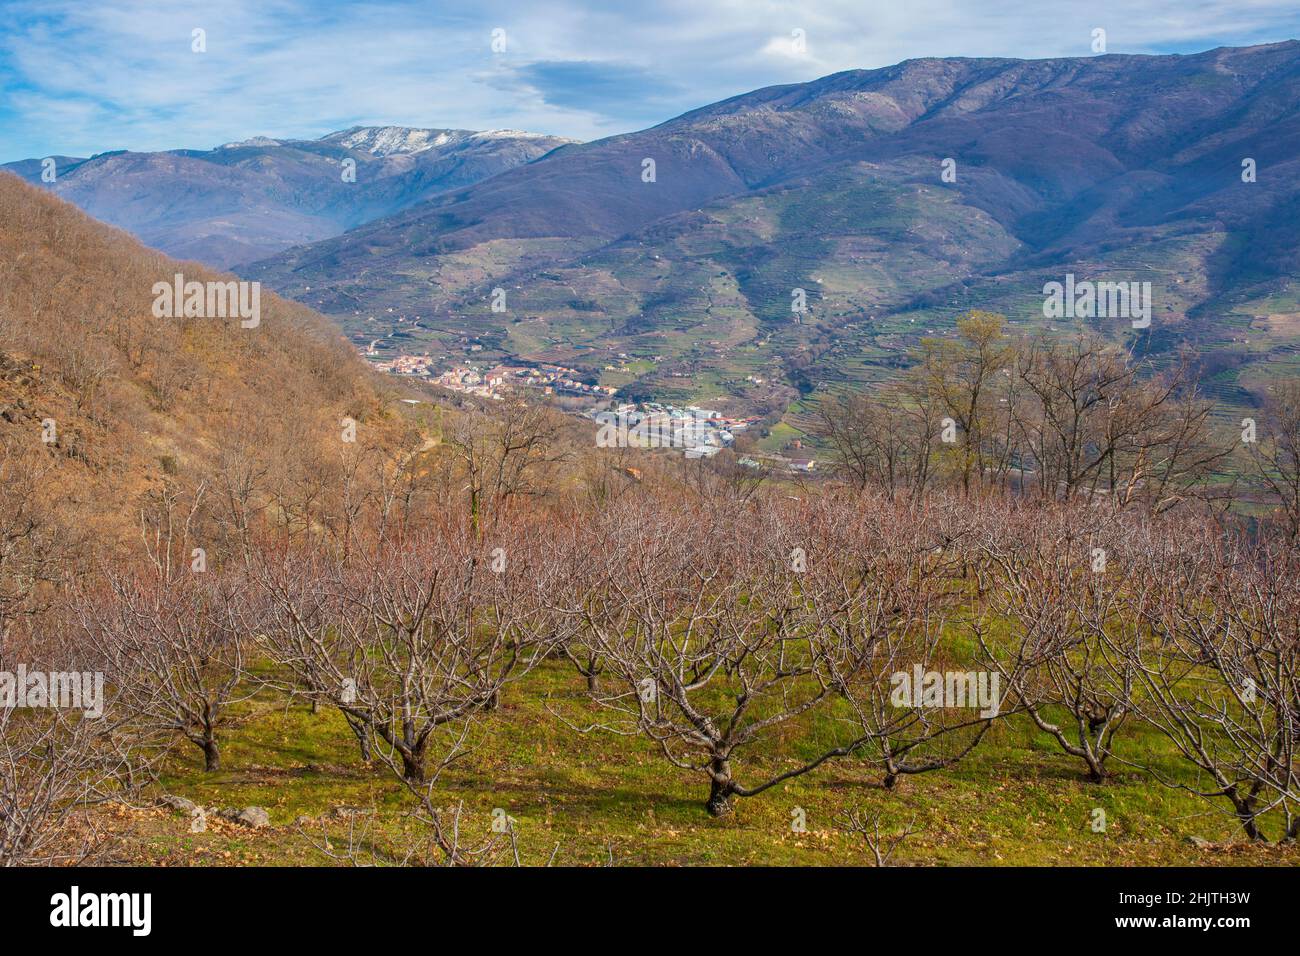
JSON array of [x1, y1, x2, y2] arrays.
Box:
[[345, 715, 372, 763], [400, 749, 426, 784], [1238, 807, 1265, 841], [883, 755, 899, 789], [201, 737, 221, 773], [1220, 787, 1265, 841], [706, 756, 734, 817]]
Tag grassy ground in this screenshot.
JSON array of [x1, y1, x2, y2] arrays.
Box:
[[104, 661, 1300, 867]]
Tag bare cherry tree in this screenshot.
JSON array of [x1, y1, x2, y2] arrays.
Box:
[[834, 494, 1000, 789], [556, 495, 946, 816], [1248, 379, 1300, 539], [1116, 521, 1300, 841], [0, 706, 110, 865], [254, 512, 557, 783], [70, 569, 251, 773], [838, 807, 923, 866], [972, 502, 1136, 781], [0, 616, 148, 865]]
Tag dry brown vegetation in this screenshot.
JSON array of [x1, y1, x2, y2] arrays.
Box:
[[0, 171, 403, 547]]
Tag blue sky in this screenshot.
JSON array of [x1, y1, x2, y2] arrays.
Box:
[[2, 0, 1299, 162]]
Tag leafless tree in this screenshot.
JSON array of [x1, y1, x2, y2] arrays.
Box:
[[0, 439, 66, 646], [835, 494, 1000, 788], [815, 385, 939, 496], [818, 321, 1232, 510], [303, 796, 523, 868], [0, 616, 147, 865], [0, 707, 110, 865], [253, 513, 558, 783], [838, 807, 923, 866], [448, 399, 567, 533], [1115, 521, 1300, 841], [554, 495, 960, 815], [972, 502, 1136, 781], [70, 569, 251, 773], [1248, 379, 1300, 539]]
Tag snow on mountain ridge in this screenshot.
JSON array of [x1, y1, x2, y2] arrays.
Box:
[[322, 126, 580, 154], [215, 127, 579, 156], [470, 129, 579, 142], [319, 126, 473, 156], [217, 135, 284, 149]]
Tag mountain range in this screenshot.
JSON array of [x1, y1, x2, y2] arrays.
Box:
[[3, 127, 575, 268], [14, 42, 1300, 438]]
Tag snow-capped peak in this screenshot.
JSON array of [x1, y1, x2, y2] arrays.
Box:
[[318, 126, 472, 156], [217, 135, 283, 149], [471, 129, 563, 141], [215, 126, 575, 157]]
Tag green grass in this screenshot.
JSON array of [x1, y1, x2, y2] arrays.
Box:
[[118, 660, 1300, 867]]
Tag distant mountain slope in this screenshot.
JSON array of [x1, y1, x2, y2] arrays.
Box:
[[0, 172, 402, 541], [247, 42, 1300, 421], [4, 127, 575, 267]]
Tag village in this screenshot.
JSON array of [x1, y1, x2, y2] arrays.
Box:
[[367, 352, 815, 470], [368, 353, 619, 401], [590, 402, 758, 459]]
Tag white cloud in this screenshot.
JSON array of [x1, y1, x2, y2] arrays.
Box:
[[2, 0, 1298, 161]]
